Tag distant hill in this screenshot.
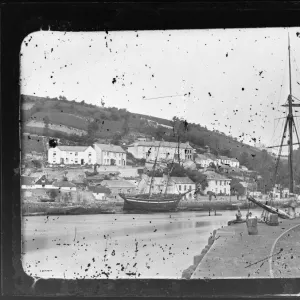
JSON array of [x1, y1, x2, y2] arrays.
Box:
[[22, 94, 300, 191]]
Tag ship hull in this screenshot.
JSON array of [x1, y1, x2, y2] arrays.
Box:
[[119, 194, 182, 212]]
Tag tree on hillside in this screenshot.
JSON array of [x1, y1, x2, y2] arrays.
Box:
[[186, 169, 208, 191], [111, 133, 122, 145], [169, 163, 186, 177], [59, 95, 67, 101], [155, 126, 167, 140], [87, 119, 99, 139], [219, 149, 231, 157], [230, 178, 245, 196], [43, 116, 50, 136]]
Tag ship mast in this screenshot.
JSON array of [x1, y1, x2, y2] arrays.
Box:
[[268, 33, 300, 195]]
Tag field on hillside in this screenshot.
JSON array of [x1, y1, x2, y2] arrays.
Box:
[[30, 111, 88, 130], [21, 135, 45, 153]]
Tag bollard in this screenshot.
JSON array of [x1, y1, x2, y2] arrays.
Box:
[[246, 217, 258, 235], [268, 213, 279, 226]]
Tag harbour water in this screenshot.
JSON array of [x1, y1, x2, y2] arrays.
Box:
[[21, 209, 271, 279]]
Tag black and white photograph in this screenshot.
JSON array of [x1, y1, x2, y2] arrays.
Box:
[[20, 27, 300, 281]]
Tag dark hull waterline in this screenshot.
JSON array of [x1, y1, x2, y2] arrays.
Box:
[[119, 193, 182, 212]]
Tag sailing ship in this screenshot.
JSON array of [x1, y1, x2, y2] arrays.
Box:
[[119, 140, 195, 212], [248, 33, 299, 220]]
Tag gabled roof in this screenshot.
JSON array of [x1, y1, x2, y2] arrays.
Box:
[[229, 158, 239, 162], [94, 143, 125, 153], [21, 176, 35, 185], [57, 146, 90, 152], [100, 180, 136, 188], [219, 156, 230, 160], [53, 181, 76, 188], [195, 154, 212, 161], [89, 186, 111, 194], [128, 141, 193, 149], [170, 177, 195, 184], [202, 171, 231, 181], [35, 175, 53, 185]]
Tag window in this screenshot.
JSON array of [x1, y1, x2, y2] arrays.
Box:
[[88, 153, 91, 157], [75, 152, 78, 156], [179, 185, 181, 191], [75, 159, 78, 164], [184, 185, 187, 191], [215, 180, 218, 185], [53, 152, 56, 156], [189, 185, 192, 191]]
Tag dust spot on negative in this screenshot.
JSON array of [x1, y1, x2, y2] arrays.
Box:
[[49, 139, 58, 148]]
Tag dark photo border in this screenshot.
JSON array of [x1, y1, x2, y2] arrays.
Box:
[[2, 1, 300, 298]]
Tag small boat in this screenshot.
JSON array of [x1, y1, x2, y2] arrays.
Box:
[[247, 196, 292, 219]]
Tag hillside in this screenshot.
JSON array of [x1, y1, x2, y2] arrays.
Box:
[[21, 94, 262, 156], [21, 94, 294, 192]]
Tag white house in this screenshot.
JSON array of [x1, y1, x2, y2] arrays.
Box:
[[216, 156, 231, 166], [34, 175, 57, 189], [228, 158, 240, 168], [93, 144, 126, 166], [240, 165, 248, 171], [202, 171, 231, 195], [127, 140, 194, 162], [53, 180, 77, 191], [89, 186, 111, 200], [48, 146, 96, 165], [195, 154, 213, 168]]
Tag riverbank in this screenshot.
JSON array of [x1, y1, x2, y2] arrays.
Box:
[[22, 198, 297, 216], [187, 216, 300, 279]]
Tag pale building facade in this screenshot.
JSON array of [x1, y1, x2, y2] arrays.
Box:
[[202, 171, 231, 195], [93, 144, 126, 166], [127, 140, 194, 162], [48, 146, 96, 165], [195, 154, 214, 168], [138, 175, 196, 199]]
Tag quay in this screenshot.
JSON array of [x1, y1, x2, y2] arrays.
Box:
[[190, 218, 300, 279]]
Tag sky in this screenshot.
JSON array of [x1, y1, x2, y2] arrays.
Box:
[[20, 27, 300, 153]]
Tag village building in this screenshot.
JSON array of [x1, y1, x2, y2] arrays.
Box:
[[89, 186, 111, 200], [21, 176, 36, 189], [201, 171, 231, 195], [93, 143, 126, 166], [100, 180, 137, 195], [53, 180, 77, 191], [138, 175, 196, 199], [195, 154, 214, 168], [127, 140, 194, 162], [34, 175, 56, 189], [228, 158, 240, 168], [48, 146, 96, 165], [240, 165, 249, 171]]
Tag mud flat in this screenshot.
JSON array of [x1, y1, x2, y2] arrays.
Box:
[[185, 218, 300, 279]]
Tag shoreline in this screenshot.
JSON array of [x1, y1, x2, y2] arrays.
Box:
[[22, 199, 295, 216]]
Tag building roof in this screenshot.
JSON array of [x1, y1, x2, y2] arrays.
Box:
[[35, 175, 53, 185], [229, 158, 239, 162], [195, 154, 210, 161], [53, 181, 76, 188], [204, 153, 217, 160], [202, 171, 231, 181], [170, 177, 195, 184], [89, 186, 111, 194], [21, 176, 35, 185], [57, 146, 90, 152], [219, 156, 230, 160], [94, 143, 125, 153], [100, 180, 136, 188], [128, 141, 193, 149]]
